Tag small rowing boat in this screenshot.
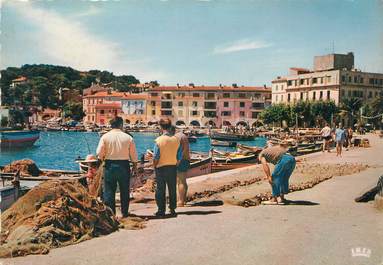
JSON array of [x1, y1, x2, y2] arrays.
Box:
[[211, 140, 237, 147]]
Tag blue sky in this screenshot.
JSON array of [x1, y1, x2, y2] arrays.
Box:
[[1, 0, 383, 86]]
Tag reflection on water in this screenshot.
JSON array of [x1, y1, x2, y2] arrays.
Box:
[[0, 132, 266, 170]]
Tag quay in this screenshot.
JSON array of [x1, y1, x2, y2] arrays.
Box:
[[3, 133, 382, 265]]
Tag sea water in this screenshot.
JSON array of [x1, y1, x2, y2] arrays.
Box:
[[0, 132, 267, 170]]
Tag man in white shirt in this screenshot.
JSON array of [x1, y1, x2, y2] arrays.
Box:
[[97, 116, 138, 218], [320, 123, 332, 152]]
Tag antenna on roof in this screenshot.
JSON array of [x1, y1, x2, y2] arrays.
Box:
[[332, 41, 335, 54]]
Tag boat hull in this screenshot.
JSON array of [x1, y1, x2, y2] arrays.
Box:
[[187, 157, 212, 178], [0, 130, 40, 149], [211, 132, 254, 141]]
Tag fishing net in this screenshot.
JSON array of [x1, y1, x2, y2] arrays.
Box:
[[0, 180, 119, 258], [2, 159, 42, 176]]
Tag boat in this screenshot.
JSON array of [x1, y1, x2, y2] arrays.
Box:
[[212, 162, 251, 173], [236, 144, 262, 154], [211, 140, 237, 147], [210, 131, 255, 141], [187, 156, 212, 178], [0, 185, 30, 211], [0, 130, 40, 149], [211, 149, 258, 163]]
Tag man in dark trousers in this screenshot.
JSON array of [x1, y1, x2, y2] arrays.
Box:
[[96, 116, 138, 218], [153, 118, 182, 217]]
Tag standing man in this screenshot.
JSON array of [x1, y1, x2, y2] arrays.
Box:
[[170, 126, 191, 207], [335, 123, 346, 157], [320, 122, 332, 152], [259, 141, 296, 205], [96, 116, 138, 218], [153, 119, 182, 217]]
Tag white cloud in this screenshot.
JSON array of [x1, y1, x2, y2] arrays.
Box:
[[73, 5, 102, 18], [213, 39, 272, 54], [7, 1, 167, 82]]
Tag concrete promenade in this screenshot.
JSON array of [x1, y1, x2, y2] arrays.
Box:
[[2, 135, 383, 265]]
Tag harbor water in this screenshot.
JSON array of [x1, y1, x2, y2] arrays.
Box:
[[0, 132, 267, 170]]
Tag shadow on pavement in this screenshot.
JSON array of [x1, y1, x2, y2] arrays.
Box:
[[131, 210, 222, 220], [284, 200, 319, 206], [177, 210, 222, 216], [189, 200, 224, 207]]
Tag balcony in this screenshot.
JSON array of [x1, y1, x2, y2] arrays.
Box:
[[204, 102, 217, 110]]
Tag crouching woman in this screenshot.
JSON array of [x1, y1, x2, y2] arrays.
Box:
[[258, 141, 296, 205]]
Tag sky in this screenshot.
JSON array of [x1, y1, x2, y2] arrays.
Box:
[[1, 0, 383, 86]]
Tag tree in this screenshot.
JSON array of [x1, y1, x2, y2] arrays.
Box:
[[340, 98, 363, 128], [259, 104, 290, 126], [63, 101, 85, 121]]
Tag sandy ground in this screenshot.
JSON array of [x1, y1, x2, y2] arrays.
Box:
[[1, 134, 382, 265]]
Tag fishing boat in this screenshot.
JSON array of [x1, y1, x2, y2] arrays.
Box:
[[236, 143, 262, 154], [210, 131, 255, 141], [0, 130, 40, 149], [187, 156, 212, 178], [211, 149, 257, 163], [211, 139, 237, 147], [212, 162, 251, 173]]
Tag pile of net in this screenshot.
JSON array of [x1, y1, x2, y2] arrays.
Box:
[[2, 159, 42, 176], [0, 180, 119, 258]]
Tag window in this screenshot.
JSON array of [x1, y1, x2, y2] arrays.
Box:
[[178, 92, 185, 97], [312, 78, 317, 84], [238, 93, 246, 98], [327, 76, 331, 83], [224, 102, 229, 107], [252, 112, 258, 118], [275, 85, 279, 91], [192, 101, 198, 107], [341, 89, 345, 97], [207, 93, 215, 99], [161, 110, 172, 116], [193, 93, 200, 97], [319, 91, 323, 99], [239, 111, 245, 117], [342, 76, 346, 82], [300, 79, 304, 85], [239, 102, 245, 108], [204, 111, 216, 118], [223, 93, 230, 98], [360, 77, 364, 83], [150, 93, 158, 97], [178, 101, 183, 107], [348, 90, 351, 97], [327, 90, 331, 100], [287, 93, 291, 102], [368, 91, 373, 98], [191, 110, 198, 116], [348, 76, 352, 82], [221, 111, 231, 116], [369, 78, 374, 84], [300, 92, 303, 100], [204, 102, 217, 109], [252, 102, 264, 109], [100, 110, 104, 114], [152, 110, 156, 115], [313, 91, 316, 100], [281, 95, 284, 101], [151, 101, 156, 106], [320, 77, 324, 84], [161, 102, 172, 108], [287, 80, 292, 86], [275, 95, 279, 102], [354, 76, 358, 83]]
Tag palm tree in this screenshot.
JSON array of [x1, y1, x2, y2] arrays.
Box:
[[339, 97, 363, 128], [371, 95, 383, 129]]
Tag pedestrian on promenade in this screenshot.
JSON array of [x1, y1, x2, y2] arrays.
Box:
[[347, 127, 353, 147], [259, 141, 296, 205], [96, 116, 138, 218], [335, 123, 346, 157], [153, 118, 182, 217], [320, 122, 332, 152], [170, 126, 191, 207]]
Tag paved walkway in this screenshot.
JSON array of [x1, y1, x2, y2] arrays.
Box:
[[2, 135, 383, 265]]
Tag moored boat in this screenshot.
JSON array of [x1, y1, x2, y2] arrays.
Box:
[[211, 149, 257, 163], [0, 130, 40, 149], [211, 139, 237, 147], [210, 131, 255, 141]]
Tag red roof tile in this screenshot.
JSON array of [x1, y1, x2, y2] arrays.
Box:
[[148, 85, 271, 92]]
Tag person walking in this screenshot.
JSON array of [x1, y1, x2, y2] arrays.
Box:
[[335, 124, 346, 157], [170, 126, 191, 207], [96, 116, 138, 218], [320, 122, 332, 152], [259, 141, 296, 205], [153, 119, 182, 217]]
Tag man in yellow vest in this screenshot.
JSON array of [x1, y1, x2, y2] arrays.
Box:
[[153, 118, 182, 217]]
